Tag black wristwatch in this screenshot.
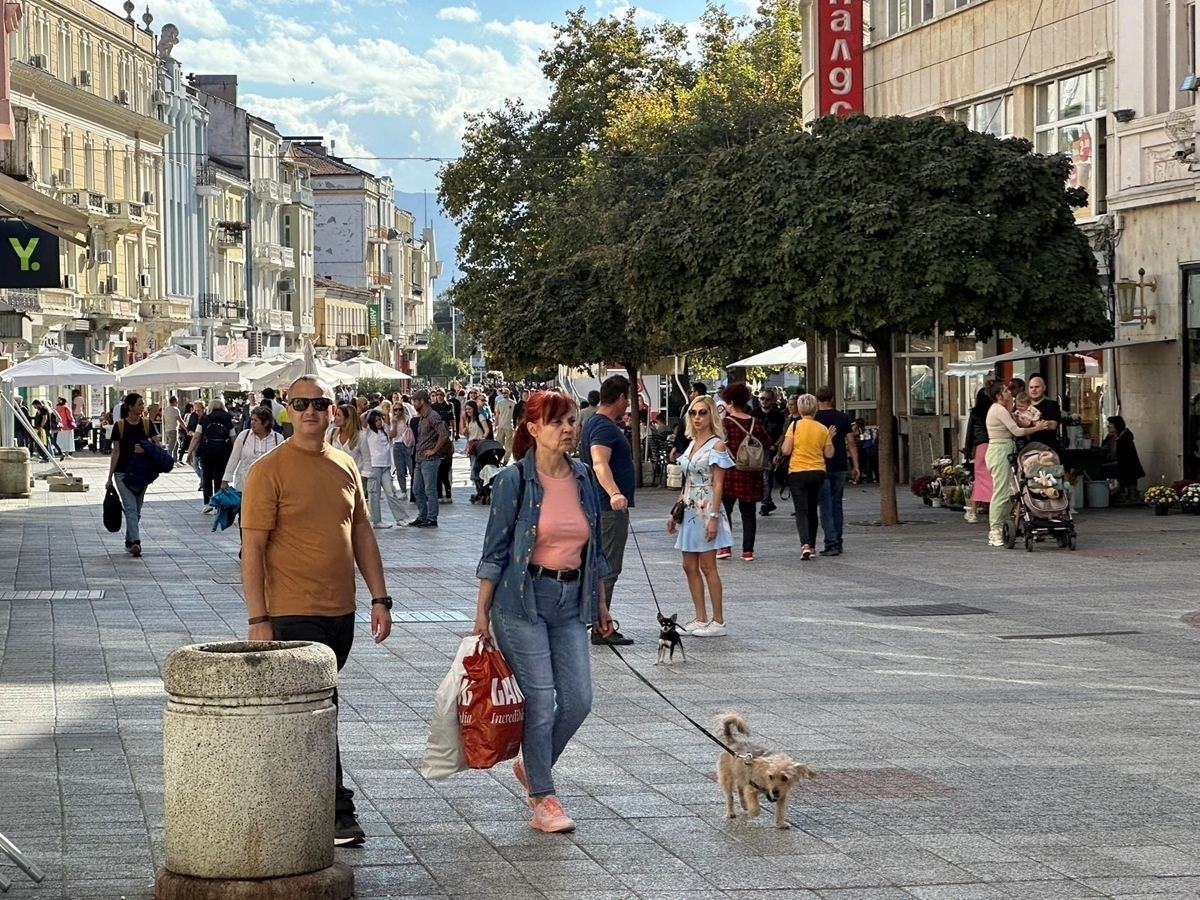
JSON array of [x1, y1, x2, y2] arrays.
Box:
[[371, 596, 393, 610]]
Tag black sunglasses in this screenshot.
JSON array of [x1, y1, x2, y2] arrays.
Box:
[[289, 397, 333, 411]]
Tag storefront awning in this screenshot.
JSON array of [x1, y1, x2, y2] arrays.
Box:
[[945, 336, 1177, 378], [0, 173, 89, 247]]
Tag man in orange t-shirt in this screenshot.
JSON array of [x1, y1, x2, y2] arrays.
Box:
[[241, 374, 392, 848]]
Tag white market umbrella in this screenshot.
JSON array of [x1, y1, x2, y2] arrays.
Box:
[[116, 345, 247, 390], [332, 356, 411, 381], [0, 349, 116, 387], [730, 338, 808, 368], [249, 356, 347, 392]]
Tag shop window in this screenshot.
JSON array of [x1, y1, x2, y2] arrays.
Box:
[[908, 358, 937, 415], [1063, 351, 1106, 447], [842, 365, 877, 403], [1034, 67, 1107, 219]]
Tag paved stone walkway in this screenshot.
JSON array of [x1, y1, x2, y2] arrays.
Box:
[[3, 453, 1200, 899]]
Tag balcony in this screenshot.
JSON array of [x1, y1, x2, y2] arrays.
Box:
[[369, 271, 393, 287], [367, 225, 390, 243], [61, 190, 106, 216], [289, 185, 314, 207], [81, 294, 137, 323], [104, 200, 145, 231], [411, 282, 424, 297], [199, 294, 247, 321], [252, 242, 293, 269], [252, 178, 288, 204], [139, 300, 191, 322], [195, 164, 221, 197]]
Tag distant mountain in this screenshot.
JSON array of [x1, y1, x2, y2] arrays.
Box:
[[394, 192, 461, 286]]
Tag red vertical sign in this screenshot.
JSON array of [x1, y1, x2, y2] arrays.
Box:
[[817, 0, 864, 116]]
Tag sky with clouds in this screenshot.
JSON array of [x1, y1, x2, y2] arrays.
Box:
[[96, 0, 745, 200]]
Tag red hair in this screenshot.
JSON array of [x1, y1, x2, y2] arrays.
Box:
[[511, 391, 576, 460]]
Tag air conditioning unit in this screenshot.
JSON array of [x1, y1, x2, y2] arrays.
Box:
[[57, 168, 72, 186], [106, 275, 119, 293], [142, 190, 155, 206], [139, 273, 151, 289], [278, 278, 295, 293], [28, 54, 48, 70], [79, 70, 92, 86], [63, 274, 77, 290], [152, 89, 166, 105], [117, 89, 130, 106], [96, 249, 114, 264]]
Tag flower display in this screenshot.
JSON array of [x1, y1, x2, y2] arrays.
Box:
[[1143, 485, 1178, 507], [1180, 484, 1200, 514]]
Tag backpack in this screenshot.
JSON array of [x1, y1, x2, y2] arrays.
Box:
[[202, 417, 231, 456], [117, 417, 152, 440], [729, 415, 766, 472], [47, 409, 61, 432]]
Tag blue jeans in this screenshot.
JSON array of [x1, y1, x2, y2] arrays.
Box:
[[818, 469, 848, 550], [115, 477, 146, 545], [392, 443, 413, 494], [490, 576, 592, 798], [413, 457, 441, 523]]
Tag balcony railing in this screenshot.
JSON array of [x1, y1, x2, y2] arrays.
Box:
[[370, 271, 393, 287], [81, 295, 137, 321], [217, 229, 243, 248], [199, 294, 247, 321], [62, 190, 106, 215], [139, 300, 191, 321], [105, 201, 145, 229], [411, 282, 424, 296], [195, 164, 221, 196], [253, 242, 293, 268], [290, 185, 314, 206], [367, 225, 389, 243]]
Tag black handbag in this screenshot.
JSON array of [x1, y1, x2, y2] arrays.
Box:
[[103, 485, 123, 533]]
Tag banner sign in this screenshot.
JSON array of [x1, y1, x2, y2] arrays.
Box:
[[367, 302, 380, 339], [0, 220, 61, 288], [817, 0, 864, 116]]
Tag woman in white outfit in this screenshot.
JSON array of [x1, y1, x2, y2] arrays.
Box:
[[983, 380, 1055, 547], [220, 406, 284, 492], [365, 408, 407, 528]]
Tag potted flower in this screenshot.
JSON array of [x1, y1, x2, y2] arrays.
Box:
[[911, 475, 937, 505], [1180, 484, 1200, 515], [1143, 484, 1178, 515]]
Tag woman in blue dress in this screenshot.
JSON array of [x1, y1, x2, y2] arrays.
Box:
[[667, 395, 734, 637]]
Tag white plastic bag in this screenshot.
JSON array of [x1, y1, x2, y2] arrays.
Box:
[[421, 636, 479, 780]]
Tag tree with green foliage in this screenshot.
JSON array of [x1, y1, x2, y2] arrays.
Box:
[[628, 114, 1112, 524], [417, 325, 470, 380]]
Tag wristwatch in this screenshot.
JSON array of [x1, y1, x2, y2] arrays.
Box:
[[371, 596, 393, 610]]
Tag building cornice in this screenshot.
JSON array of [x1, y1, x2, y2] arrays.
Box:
[[13, 63, 172, 143]]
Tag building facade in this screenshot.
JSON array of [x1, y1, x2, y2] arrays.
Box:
[[313, 275, 370, 355], [1, 0, 173, 365], [197, 160, 248, 362]]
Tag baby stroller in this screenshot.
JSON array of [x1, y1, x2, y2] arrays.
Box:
[[1003, 441, 1076, 551], [469, 440, 506, 505]]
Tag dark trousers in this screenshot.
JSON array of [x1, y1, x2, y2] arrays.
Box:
[[271, 612, 357, 817], [200, 452, 231, 505], [437, 454, 452, 498], [789, 471, 825, 547], [721, 496, 758, 552]]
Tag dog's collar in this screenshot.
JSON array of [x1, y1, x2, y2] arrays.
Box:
[[748, 779, 777, 803]]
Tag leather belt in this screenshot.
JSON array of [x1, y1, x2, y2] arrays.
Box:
[[529, 564, 581, 582]]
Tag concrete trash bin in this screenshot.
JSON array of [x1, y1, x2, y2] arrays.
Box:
[[156, 640, 353, 900], [0, 446, 32, 499]]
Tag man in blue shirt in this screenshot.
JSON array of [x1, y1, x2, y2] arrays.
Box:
[[814, 385, 859, 557], [581, 375, 636, 646]]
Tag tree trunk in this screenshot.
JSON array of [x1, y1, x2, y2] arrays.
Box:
[[826, 334, 838, 402], [806, 330, 820, 393], [873, 328, 900, 526], [625, 362, 643, 488]]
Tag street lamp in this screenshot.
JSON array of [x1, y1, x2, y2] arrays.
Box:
[[1114, 268, 1157, 327]]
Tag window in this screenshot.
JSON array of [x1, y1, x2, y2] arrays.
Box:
[[55, 21, 70, 81], [98, 42, 112, 102], [61, 130, 72, 183], [122, 152, 132, 200], [104, 143, 115, 198], [32, 11, 50, 61], [1034, 67, 1108, 219], [1189, 4, 1197, 81], [283, 213, 292, 248], [83, 136, 94, 191], [39, 122, 51, 186], [117, 52, 132, 103], [880, 0, 936, 38], [955, 94, 1013, 138], [78, 33, 92, 90]]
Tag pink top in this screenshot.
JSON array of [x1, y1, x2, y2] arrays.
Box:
[[530, 471, 589, 570]]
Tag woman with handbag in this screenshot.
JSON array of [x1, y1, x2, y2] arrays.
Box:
[[668, 394, 734, 636], [473, 391, 614, 834], [389, 401, 414, 497], [717, 383, 773, 561]]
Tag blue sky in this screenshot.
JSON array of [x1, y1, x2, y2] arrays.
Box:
[[99, 0, 746, 197]]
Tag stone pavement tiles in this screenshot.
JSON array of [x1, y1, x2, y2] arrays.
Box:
[[2, 454, 1200, 898]]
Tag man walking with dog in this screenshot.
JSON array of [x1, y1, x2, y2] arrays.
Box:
[[581, 375, 635, 646], [241, 375, 393, 848]]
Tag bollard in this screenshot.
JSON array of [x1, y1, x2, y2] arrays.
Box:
[[0, 447, 31, 499], [156, 641, 353, 900]]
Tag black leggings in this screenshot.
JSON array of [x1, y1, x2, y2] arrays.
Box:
[[721, 496, 758, 552], [437, 454, 452, 498], [789, 471, 824, 547]]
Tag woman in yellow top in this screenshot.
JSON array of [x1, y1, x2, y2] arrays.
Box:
[[780, 393, 834, 560]]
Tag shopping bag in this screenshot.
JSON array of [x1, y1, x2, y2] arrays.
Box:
[[103, 485, 123, 533], [459, 639, 525, 770], [420, 636, 476, 781]]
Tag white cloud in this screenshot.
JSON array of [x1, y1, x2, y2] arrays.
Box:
[[93, 0, 234, 38], [240, 94, 387, 173], [436, 6, 481, 23], [483, 19, 556, 50]]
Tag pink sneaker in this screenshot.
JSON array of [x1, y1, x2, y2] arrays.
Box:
[[530, 795, 575, 833], [513, 758, 533, 809]]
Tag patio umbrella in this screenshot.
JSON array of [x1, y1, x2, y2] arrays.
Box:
[[332, 356, 411, 381], [729, 339, 808, 368], [0, 349, 115, 387], [116, 345, 247, 390], [249, 356, 347, 392]]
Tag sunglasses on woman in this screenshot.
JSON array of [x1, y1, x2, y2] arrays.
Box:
[[289, 397, 333, 411], [688, 408, 709, 417]]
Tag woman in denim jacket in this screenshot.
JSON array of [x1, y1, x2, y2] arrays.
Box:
[[474, 390, 615, 834]]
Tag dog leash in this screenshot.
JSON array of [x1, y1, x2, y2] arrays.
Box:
[[627, 522, 666, 619]]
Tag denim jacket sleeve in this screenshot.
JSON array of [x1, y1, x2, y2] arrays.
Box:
[[476, 463, 524, 585]]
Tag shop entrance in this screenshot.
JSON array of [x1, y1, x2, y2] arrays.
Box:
[[1185, 267, 1200, 479]]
